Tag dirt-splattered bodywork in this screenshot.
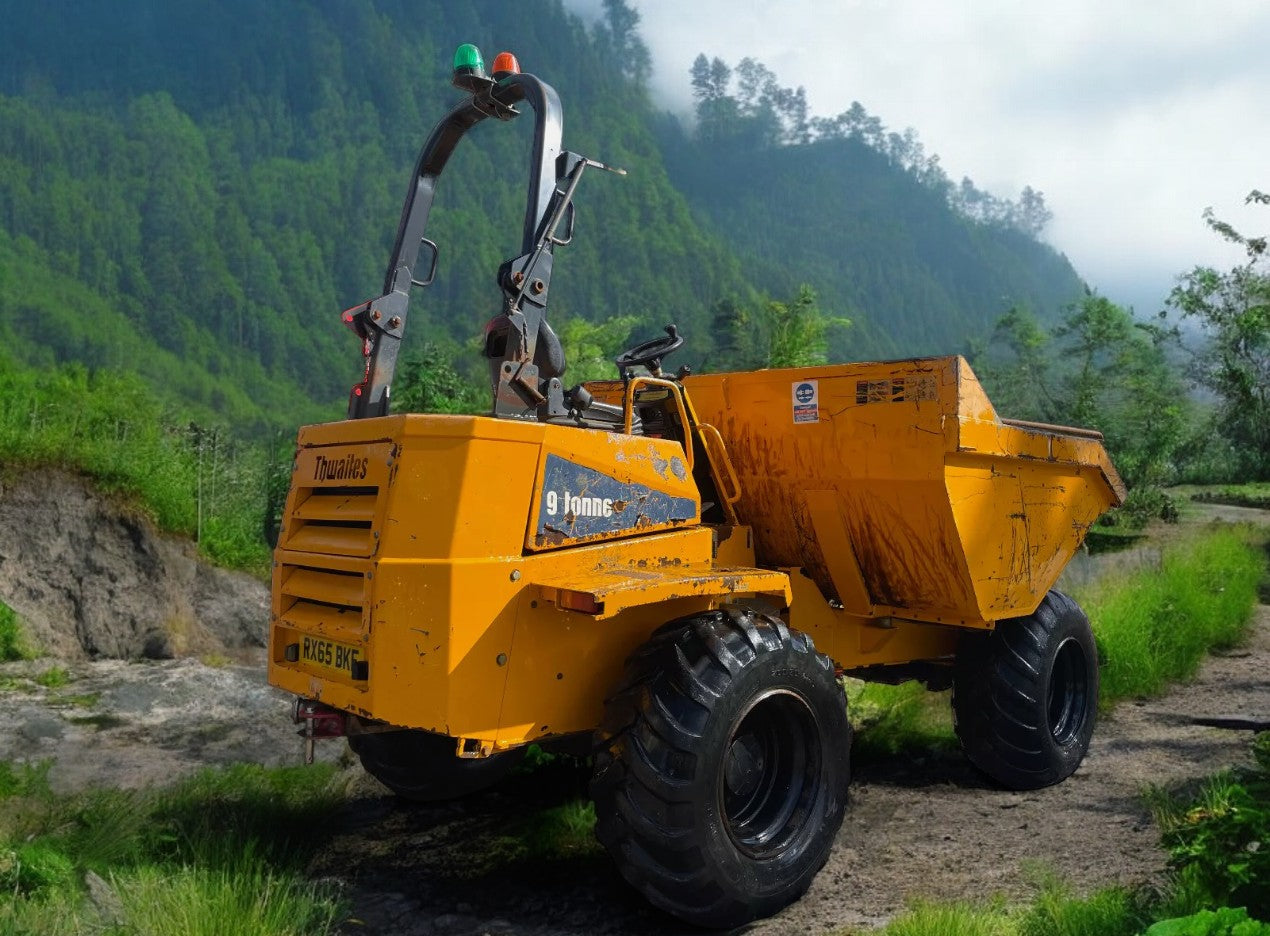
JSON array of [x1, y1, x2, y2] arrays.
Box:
[[684, 355, 1124, 628], [268, 355, 1122, 752], [268, 411, 789, 754]]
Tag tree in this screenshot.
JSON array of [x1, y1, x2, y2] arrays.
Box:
[[557, 313, 640, 384], [709, 286, 849, 371], [599, 0, 651, 89], [976, 295, 1188, 494], [392, 343, 484, 415], [1166, 191, 1270, 480]]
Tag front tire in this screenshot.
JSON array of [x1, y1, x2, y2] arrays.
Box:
[[349, 729, 524, 802], [592, 606, 850, 928], [952, 590, 1099, 790]]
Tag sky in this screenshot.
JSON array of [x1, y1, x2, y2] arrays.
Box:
[[564, 0, 1270, 315]]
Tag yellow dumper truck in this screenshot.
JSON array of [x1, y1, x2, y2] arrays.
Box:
[[268, 45, 1125, 927]]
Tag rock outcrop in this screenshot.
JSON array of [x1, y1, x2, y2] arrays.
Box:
[[0, 469, 267, 659]]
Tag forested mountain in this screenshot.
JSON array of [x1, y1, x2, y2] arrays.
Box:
[[0, 0, 1085, 429]]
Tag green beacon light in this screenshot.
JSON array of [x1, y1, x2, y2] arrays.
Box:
[[452, 43, 489, 92]]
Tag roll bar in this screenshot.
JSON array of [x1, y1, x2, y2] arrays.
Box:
[[344, 69, 591, 421]]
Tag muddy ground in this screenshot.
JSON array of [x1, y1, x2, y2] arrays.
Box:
[[0, 500, 1266, 935]]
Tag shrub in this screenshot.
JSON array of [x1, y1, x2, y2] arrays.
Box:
[[1151, 733, 1270, 921], [1145, 907, 1270, 935]]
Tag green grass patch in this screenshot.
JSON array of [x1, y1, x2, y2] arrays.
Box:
[[0, 762, 347, 935], [1146, 734, 1270, 922], [516, 799, 601, 860], [34, 666, 70, 689], [848, 681, 956, 759], [1018, 879, 1147, 936], [51, 692, 100, 709], [1074, 526, 1265, 705], [873, 899, 1018, 936], [0, 602, 37, 661], [1145, 907, 1270, 935]]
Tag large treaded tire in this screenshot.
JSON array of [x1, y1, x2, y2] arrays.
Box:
[[349, 729, 524, 803], [952, 590, 1099, 790], [591, 606, 851, 929]]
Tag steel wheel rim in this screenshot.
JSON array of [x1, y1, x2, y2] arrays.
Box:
[[1047, 637, 1089, 744], [720, 688, 822, 859]]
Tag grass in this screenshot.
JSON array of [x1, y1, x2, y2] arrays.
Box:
[[0, 602, 36, 662], [50, 692, 100, 709], [848, 681, 956, 758], [517, 799, 601, 860], [872, 900, 1018, 936], [1073, 526, 1266, 705], [34, 666, 70, 689], [1186, 483, 1270, 511], [0, 360, 285, 576], [0, 762, 348, 935]]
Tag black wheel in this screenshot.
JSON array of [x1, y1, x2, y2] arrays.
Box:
[[349, 729, 524, 802], [591, 606, 850, 928], [952, 590, 1099, 790]]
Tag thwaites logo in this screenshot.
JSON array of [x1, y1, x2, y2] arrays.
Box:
[[313, 453, 370, 482]]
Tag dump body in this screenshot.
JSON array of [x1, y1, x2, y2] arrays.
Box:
[[683, 355, 1125, 629]]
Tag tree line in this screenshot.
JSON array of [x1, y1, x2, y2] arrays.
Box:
[[687, 53, 1053, 236]]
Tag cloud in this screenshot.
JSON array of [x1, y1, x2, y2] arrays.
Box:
[[564, 0, 1270, 308]]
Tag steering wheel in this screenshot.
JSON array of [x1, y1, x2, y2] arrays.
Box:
[[615, 324, 684, 377]]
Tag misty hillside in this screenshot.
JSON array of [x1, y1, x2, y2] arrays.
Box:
[[0, 0, 1084, 428]]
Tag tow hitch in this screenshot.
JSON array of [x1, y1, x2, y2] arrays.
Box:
[[292, 698, 346, 765]]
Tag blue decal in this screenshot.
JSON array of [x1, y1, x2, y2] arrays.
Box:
[[536, 454, 697, 545], [795, 382, 815, 404]]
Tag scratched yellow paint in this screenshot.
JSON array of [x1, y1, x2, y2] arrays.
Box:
[[270, 413, 769, 749], [268, 357, 1123, 751], [684, 355, 1124, 629]]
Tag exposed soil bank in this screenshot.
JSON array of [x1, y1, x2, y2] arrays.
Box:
[[0, 469, 267, 659]]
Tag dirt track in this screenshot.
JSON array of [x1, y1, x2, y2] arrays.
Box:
[[1, 506, 1266, 935], [306, 600, 1269, 936]]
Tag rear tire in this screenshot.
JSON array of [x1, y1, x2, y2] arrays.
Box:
[[592, 606, 850, 928], [349, 729, 524, 802], [952, 590, 1098, 790]]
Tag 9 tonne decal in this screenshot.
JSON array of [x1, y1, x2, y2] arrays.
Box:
[[535, 454, 697, 546]]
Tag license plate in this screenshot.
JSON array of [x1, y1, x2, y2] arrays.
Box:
[[300, 636, 363, 678]]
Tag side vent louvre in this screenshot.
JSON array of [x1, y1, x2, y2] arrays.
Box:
[[282, 484, 381, 557], [278, 563, 366, 637]]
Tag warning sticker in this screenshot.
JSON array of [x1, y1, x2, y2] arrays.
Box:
[[792, 379, 819, 424]]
